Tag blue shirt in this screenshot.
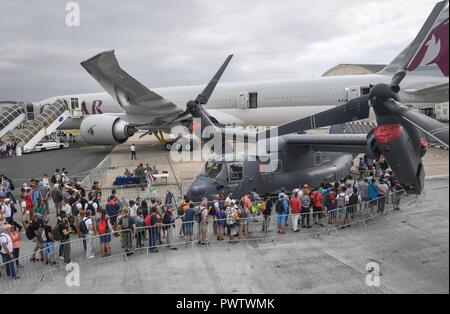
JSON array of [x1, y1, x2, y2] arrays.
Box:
[[106, 202, 120, 217], [368, 183, 378, 200], [185, 208, 196, 222]]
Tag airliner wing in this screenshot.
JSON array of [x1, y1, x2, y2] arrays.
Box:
[[403, 82, 449, 95], [81, 50, 185, 119]]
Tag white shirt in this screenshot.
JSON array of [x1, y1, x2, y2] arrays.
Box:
[[129, 205, 138, 218], [0, 233, 13, 253], [130, 145, 136, 152], [2, 204, 12, 218], [84, 217, 94, 233], [63, 203, 72, 215], [378, 183, 389, 195], [41, 178, 50, 189]]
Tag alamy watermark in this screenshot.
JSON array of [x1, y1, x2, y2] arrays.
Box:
[[65, 262, 80, 287], [365, 262, 380, 287], [168, 119, 280, 173], [65, 2, 80, 27]]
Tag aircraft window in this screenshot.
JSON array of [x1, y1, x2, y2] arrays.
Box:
[[361, 87, 371, 95], [70, 97, 79, 110], [202, 161, 223, 178], [228, 163, 243, 181]]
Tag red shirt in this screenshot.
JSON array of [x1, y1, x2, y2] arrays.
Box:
[[242, 196, 252, 210], [290, 197, 301, 214], [311, 191, 323, 208]]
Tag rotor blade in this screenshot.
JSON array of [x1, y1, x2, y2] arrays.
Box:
[[258, 95, 370, 139], [383, 100, 449, 148], [195, 55, 233, 105], [391, 70, 407, 86], [196, 106, 217, 130]]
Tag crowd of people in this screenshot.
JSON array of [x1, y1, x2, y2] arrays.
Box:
[[0, 160, 405, 281], [0, 139, 17, 158]]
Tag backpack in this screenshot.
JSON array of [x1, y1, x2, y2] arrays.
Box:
[[163, 211, 172, 225], [195, 207, 205, 222], [349, 193, 359, 206], [26, 225, 35, 240], [135, 216, 145, 228], [86, 202, 96, 214], [50, 175, 57, 184], [52, 224, 63, 241], [336, 194, 347, 208], [71, 203, 80, 216], [210, 202, 220, 217], [98, 217, 108, 235], [79, 218, 89, 234], [275, 200, 284, 214], [8, 179, 15, 191]]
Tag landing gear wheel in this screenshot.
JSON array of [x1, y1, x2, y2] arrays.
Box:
[[184, 143, 193, 151], [164, 142, 173, 151]]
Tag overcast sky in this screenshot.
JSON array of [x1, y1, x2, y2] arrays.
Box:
[[0, 0, 440, 101]]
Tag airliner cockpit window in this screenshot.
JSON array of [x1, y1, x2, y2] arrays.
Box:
[[202, 161, 223, 178]]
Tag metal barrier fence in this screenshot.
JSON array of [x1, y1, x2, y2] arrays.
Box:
[[99, 185, 183, 206], [0, 189, 408, 292], [81, 155, 112, 188]]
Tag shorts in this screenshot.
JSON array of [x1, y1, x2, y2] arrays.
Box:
[[42, 241, 54, 256], [100, 234, 111, 243], [369, 199, 377, 206], [184, 222, 194, 236], [277, 213, 286, 225], [313, 206, 323, 218], [338, 207, 347, 219]]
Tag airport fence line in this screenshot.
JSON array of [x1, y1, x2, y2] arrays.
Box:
[[0, 189, 408, 293]]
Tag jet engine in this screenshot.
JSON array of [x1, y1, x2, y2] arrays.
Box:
[[80, 115, 136, 145]]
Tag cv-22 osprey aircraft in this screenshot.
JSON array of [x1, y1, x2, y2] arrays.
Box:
[[185, 4, 450, 202]]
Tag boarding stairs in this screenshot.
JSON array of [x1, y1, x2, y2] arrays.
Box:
[[0, 103, 27, 139], [14, 98, 72, 154]]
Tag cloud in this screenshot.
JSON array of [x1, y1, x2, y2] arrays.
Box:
[[0, 0, 438, 101]]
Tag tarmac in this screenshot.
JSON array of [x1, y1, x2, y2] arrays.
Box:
[[0, 142, 114, 187]]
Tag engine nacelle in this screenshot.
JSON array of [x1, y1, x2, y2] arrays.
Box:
[[369, 123, 425, 193], [80, 115, 136, 145]]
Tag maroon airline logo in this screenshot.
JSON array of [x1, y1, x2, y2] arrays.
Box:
[[408, 18, 449, 77], [40, 99, 104, 115], [87, 125, 96, 136], [81, 100, 103, 115]]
